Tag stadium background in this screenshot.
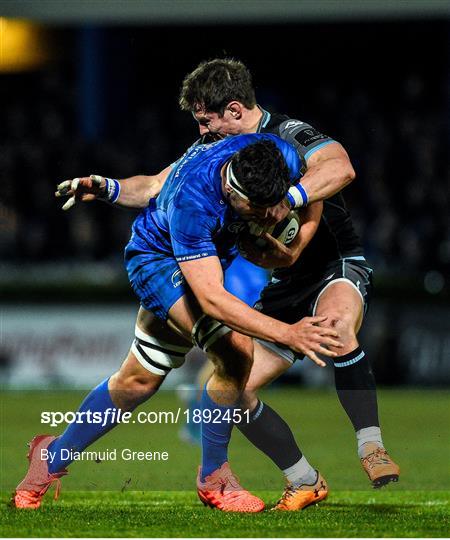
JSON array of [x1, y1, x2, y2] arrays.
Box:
[[1, 1, 449, 390], [0, 3, 449, 533]]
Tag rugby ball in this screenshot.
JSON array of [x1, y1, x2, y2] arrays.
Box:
[[268, 210, 301, 245], [238, 211, 301, 255]]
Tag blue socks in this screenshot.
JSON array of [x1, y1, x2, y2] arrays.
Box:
[[47, 378, 238, 480], [47, 378, 118, 473], [200, 385, 236, 481]]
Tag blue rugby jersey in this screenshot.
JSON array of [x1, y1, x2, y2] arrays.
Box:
[[128, 133, 301, 269]]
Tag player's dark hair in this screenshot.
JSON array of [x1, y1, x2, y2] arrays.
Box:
[[232, 140, 291, 207], [179, 58, 256, 115]]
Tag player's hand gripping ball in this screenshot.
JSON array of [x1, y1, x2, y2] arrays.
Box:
[[237, 211, 301, 267], [238, 210, 300, 249]]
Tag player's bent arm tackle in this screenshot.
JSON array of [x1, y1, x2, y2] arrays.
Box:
[[55, 167, 172, 211], [179, 254, 342, 367], [301, 142, 355, 203], [239, 201, 323, 269], [266, 142, 355, 223]]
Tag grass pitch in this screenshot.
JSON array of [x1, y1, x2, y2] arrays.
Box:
[[1, 388, 449, 537]]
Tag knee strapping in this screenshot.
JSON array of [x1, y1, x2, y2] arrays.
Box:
[[131, 326, 190, 376], [191, 314, 232, 351]]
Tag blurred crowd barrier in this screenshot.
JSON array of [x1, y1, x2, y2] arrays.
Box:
[[1, 298, 449, 389]]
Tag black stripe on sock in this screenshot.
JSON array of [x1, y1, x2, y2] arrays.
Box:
[[334, 346, 363, 365]]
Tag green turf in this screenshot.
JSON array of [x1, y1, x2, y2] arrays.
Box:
[[2, 490, 449, 538], [1, 388, 449, 537]]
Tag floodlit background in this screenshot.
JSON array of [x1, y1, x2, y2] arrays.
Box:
[[1, 1, 448, 390]]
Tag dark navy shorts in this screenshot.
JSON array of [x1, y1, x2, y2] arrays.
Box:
[[254, 257, 373, 364]]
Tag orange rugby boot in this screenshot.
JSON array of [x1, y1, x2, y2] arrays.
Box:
[[13, 435, 67, 509], [197, 462, 265, 512], [272, 470, 328, 511]]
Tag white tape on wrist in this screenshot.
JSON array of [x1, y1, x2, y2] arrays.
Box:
[[287, 183, 309, 208], [99, 177, 121, 203]]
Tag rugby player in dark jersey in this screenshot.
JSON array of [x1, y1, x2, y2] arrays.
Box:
[[56, 59, 399, 510]]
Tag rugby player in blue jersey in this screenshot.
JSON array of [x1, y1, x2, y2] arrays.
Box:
[[14, 134, 342, 512], [54, 58, 400, 510]]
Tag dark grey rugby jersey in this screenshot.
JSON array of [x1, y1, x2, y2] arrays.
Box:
[[257, 108, 364, 279]]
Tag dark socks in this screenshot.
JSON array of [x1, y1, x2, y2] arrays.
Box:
[[237, 400, 302, 470], [333, 346, 380, 432]]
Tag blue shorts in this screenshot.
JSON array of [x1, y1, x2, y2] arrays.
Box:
[[124, 244, 187, 320], [124, 244, 266, 321], [224, 255, 269, 307]]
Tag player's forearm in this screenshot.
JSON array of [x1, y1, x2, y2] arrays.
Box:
[[114, 166, 171, 208], [198, 290, 290, 345], [284, 202, 322, 265], [56, 167, 171, 211], [115, 175, 162, 208], [285, 143, 355, 209], [300, 157, 355, 204]]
